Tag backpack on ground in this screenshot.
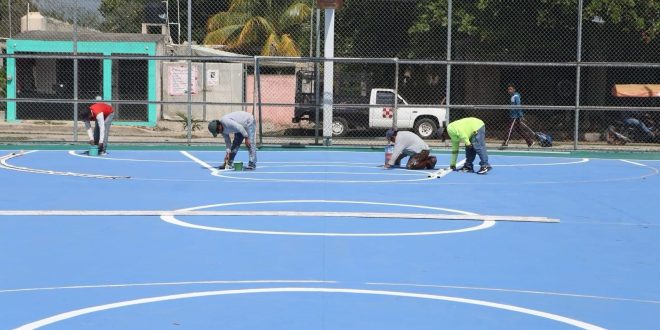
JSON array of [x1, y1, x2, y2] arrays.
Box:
[[535, 132, 553, 147]]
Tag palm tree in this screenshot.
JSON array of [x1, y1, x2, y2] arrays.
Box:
[[204, 0, 312, 56]]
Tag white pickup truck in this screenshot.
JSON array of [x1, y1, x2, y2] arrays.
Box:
[[292, 88, 447, 138]]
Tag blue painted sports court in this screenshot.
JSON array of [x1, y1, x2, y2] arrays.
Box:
[[0, 148, 659, 329]]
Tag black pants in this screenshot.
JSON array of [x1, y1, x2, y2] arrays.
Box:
[[503, 117, 534, 146]]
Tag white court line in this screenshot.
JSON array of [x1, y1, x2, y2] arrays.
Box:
[[620, 159, 660, 176], [161, 200, 496, 236], [13, 287, 605, 330], [0, 152, 129, 179], [212, 170, 433, 183], [620, 159, 656, 168], [5, 279, 656, 305], [494, 158, 589, 167], [226, 171, 425, 176], [68, 150, 192, 163], [366, 282, 660, 305], [0, 280, 336, 294], [428, 159, 466, 179], [0, 209, 557, 223], [180, 151, 219, 172]]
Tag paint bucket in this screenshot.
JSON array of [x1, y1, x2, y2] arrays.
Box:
[[88, 146, 99, 156], [234, 161, 244, 171], [385, 144, 394, 163]]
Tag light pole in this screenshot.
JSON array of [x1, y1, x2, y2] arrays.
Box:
[[318, 0, 343, 146]]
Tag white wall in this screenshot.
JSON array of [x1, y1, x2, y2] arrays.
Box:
[[161, 61, 244, 121]]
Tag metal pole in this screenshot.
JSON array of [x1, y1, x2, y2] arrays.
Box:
[[186, 0, 192, 143], [445, 0, 453, 125], [309, 5, 314, 57], [177, 0, 181, 44], [8, 0, 11, 38], [314, 8, 321, 145], [574, 0, 584, 150], [322, 8, 335, 146], [202, 61, 207, 120], [255, 57, 263, 145], [73, 0, 79, 142], [392, 59, 399, 130]]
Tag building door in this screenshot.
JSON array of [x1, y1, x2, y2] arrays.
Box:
[[113, 58, 148, 121]]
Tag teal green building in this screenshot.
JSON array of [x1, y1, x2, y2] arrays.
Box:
[[6, 31, 164, 126]]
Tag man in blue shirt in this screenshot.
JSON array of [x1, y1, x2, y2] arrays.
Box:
[[502, 84, 534, 148]]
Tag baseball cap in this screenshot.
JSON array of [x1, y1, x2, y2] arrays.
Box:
[[385, 128, 396, 140], [208, 120, 220, 137]]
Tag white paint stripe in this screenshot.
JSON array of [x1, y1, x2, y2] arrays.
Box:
[[180, 151, 218, 172], [13, 287, 606, 330], [162, 200, 495, 236], [495, 158, 589, 167], [226, 171, 425, 176], [488, 149, 571, 154], [0, 152, 129, 179], [68, 150, 192, 163], [366, 282, 660, 305], [620, 159, 649, 167], [620, 159, 660, 175], [0, 210, 557, 223], [212, 170, 434, 183], [428, 159, 466, 179], [161, 214, 495, 236], [0, 280, 336, 294]]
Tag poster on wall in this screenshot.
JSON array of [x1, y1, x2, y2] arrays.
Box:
[[206, 69, 219, 87], [168, 65, 199, 96]]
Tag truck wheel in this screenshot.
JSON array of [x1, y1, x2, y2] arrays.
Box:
[[414, 118, 438, 139], [332, 117, 349, 137]]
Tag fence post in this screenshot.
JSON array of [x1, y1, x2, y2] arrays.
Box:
[[445, 0, 453, 127], [573, 0, 584, 150], [255, 57, 263, 146], [393, 58, 399, 130]]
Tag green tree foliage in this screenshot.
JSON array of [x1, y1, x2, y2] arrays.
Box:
[[99, 0, 227, 43], [204, 0, 312, 56], [99, 0, 147, 33], [334, 0, 418, 58], [409, 0, 658, 58], [35, 0, 102, 30], [583, 0, 660, 43]]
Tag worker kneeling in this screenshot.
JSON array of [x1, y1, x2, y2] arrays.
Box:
[[384, 129, 437, 170]]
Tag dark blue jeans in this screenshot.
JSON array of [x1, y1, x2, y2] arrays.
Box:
[[465, 125, 489, 167], [228, 124, 257, 165]]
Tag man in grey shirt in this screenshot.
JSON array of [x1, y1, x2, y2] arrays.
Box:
[[208, 111, 257, 170], [384, 129, 437, 170]]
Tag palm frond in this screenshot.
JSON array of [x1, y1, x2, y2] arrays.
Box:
[[261, 33, 280, 56], [203, 25, 244, 45], [277, 34, 301, 56], [207, 12, 249, 32]]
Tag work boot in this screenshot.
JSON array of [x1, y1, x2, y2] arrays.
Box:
[[459, 165, 474, 173], [477, 165, 492, 175]]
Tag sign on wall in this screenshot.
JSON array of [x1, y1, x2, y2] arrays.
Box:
[[206, 69, 219, 87], [168, 65, 199, 96]]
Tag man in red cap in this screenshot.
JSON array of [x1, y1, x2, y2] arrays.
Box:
[[80, 96, 114, 155]]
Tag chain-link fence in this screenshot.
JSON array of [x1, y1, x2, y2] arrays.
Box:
[[1, 0, 659, 150]]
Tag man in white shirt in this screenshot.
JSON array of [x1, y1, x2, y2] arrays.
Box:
[[208, 111, 257, 170], [383, 129, 437, 170]]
